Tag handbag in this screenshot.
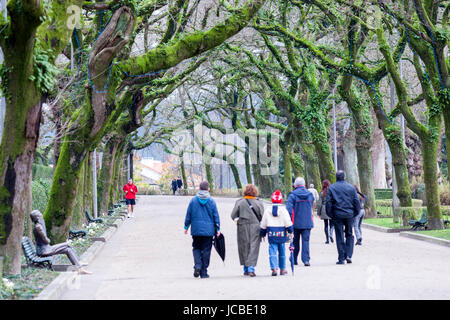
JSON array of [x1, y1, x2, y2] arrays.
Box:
[[245, 199, 262, 222]]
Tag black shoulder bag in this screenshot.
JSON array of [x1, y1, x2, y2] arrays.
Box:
[[245, 199, 262, 222]]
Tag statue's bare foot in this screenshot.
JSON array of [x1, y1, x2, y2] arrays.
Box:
[[78, 267, 92, 275]]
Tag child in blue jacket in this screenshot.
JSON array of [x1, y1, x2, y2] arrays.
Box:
[[260, 190, 293, 276]]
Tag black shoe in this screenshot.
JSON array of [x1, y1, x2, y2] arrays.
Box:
[[243, 272, 249, 276], [248, 272, 256, 277], [294, 262, 298, 266], [271, 270, 277, 276], [304, 262, 310, 267], [194, 269, 201, 278], [346, 258, 352, 264], [336, 261, 345, 265], [325, 240, 329, 244], [330, 236, 334, 243], [200, 274, 210, 279]]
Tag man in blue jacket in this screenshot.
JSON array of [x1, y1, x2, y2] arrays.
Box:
[[184, 181, 220, 278], [286, 177, 315, 267], [326, 170, 361, 264]]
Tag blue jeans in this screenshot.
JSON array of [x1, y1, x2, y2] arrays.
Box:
[[293, 228, 311, 264], [269, 242, 286, 270], [353, 209, 365, 240], [243, 266, 255, 273]]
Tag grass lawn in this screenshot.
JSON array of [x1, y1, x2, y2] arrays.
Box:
[[363, 218, 410, 229], [416, 229, 450, 240]]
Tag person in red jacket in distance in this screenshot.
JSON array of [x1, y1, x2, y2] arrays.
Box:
[[123, 179, 138, 218]]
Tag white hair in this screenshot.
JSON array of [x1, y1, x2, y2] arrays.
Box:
[[294, 177, 306, 187], [309, 184, 314, 188]]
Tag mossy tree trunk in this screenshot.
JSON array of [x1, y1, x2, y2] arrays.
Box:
[[228, 163, 242, 190], [205, 163, 214, 193], [98, 134, 123, 215], [0, 0, 84, 274], [180, 151, 188, 190], [377, 27, 443, 229], [339, 76, 377, 218], [301, 143, 321, 191], [367, 84, 412, 209], [282, 133, 293, 195]]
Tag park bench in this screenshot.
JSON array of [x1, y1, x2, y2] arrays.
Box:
[[69, 228, 87, 240], [84, 210, 104, 224], [21, 237, 54, 270], [408, 212, 428, 230]]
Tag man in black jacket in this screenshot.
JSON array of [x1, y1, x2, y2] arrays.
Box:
[[326, 170, 361, 264], [177, 177, 183, 195]]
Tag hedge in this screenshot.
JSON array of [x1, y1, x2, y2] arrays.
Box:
[[376, 199, 423, 207]]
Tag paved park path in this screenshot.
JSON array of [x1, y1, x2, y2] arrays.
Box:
[[61, 195, 450, 300]]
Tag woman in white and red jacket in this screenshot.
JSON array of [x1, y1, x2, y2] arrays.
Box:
[[123, 179, 138, 218], [260, 190, 294, 276]]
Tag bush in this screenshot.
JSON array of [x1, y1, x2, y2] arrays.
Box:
[[439, 183, 450, 205], [135, 183, 161, 195], [32, 164, 53, 181], [31, 179, 51, 213]]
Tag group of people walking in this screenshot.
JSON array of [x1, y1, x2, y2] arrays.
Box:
[[183, 170, 367, 278], [171, 177, 183, 195]]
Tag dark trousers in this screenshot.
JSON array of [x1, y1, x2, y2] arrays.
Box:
[[293, 228, 311, 264], [333, 218, 354, 262], [39, 243, 80, 266], [324, 219, 334, 242], [192, 236, 213, 276]]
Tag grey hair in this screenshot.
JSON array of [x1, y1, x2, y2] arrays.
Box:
[[294, 177, 306, 187], [309, 184, 314, 188], [30, 210, 42, 223]]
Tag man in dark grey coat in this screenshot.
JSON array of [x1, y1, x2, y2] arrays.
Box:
[[326, 171, 361, 264]]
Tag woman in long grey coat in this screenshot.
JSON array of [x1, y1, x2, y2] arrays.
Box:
[[231, 184, 264, 277], [316, 179, 334, 244]]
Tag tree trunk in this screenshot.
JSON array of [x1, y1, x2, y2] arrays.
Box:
[[301, 143, 321, 190], [244, 136, 252, 184], [229, 163, 242, 190], [313, 140, 336, 184], [422, 137, 444, 229], [283, 142, 292, 195], [340, 77, 376, 218], [370, 121, 387, 188], [0, 97, 42, 274], [342, 121, 360, 186], [98, 135, 121, 215], [354, 118, 377, 218], [205, 163, 214, 193], [180, 152, 188, 190]]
